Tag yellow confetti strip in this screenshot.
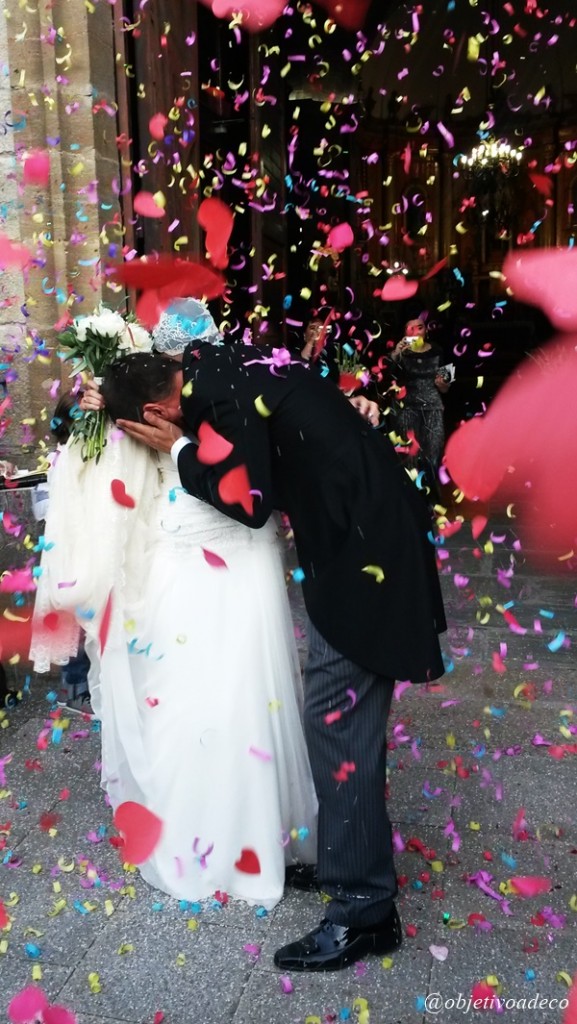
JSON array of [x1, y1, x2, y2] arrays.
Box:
[[486, 975, 502, 993], [352, 998, 370, 1024], [88, 972, 102, 993], [254, 395, 272, 418], [381, 956, 394, 969], [556, 971, 573, 987], [31, 965, 42, 981], [362, 565, 385, 583], [175, 952, 186, 966], [57, 858, 75, 873], [47, 899, 67, 917]]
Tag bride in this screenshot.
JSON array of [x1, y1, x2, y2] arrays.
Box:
[[31, 300, 317, 909]]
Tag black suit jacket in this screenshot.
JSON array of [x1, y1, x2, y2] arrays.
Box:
[[177, 343, 446, 683]]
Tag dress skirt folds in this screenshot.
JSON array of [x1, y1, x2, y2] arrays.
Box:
[[32, 439, 316, 909]]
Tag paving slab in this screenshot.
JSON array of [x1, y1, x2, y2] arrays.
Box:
[[428, 928, 575, 1023], [2, 521, 577, 1023]]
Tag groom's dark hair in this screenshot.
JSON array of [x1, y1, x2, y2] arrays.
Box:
[[101, 353, 181, 423]]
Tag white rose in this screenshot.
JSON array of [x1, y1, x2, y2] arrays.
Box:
[[94, 311, 126, 338], [73, 317, 89, 341], [118, 323, 153, 353]]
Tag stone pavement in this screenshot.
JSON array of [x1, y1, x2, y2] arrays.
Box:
[[1, 509, 577, 1024]]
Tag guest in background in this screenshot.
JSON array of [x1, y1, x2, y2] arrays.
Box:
[[293, 315, 340, 383], [391, 317, 451, 497], [32, 392, 93, 717]]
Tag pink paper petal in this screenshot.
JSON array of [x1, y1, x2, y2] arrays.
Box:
[[429, 944, 449, 962], [380, 276, 419, 302], [202, 548, 228, 569], [23, 150, 50, 186], [149, 113, 168, 141], [8, 987, 49, 1024], [133, 191, 166, 219], [200, 0, 285, 31], [43, 1005, 77, 1024], [327, 222, 354, 253], [503, 249, 577, 331], [509, 876, 551, 897], [0, 233, 32, 270]]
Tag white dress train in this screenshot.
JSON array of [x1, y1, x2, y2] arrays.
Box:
[[32, 439, 317, 909]]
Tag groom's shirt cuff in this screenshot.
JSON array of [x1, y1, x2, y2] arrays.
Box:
[[171, 436, 194, 465]]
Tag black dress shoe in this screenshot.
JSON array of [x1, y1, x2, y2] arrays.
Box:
[[273, 905, 402, 972], [284, 863, 319, 892]]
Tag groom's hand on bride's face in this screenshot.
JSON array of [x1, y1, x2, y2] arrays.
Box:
[[116, 411, 184, 453]]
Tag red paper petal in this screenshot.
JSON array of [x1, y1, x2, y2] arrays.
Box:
[[113, 801, 163, 864], [135, 290, 164, 332], [471, 515, 488, 540], [327, 222, 354, 253], [471, 982, 498, 1008], [217, 465, 254, 516], [338, 372, 362, 393], [99, 591, 113, 655], [198, 197, 234, 270], [317, 0, 371, 29], [111, 256, 225, 296], [421, 256, 449, 281], [0, 900, 9, 929], [528, 172, 554, 198], [197, 421, 234, 465], [8, 987, 49, 1024], [380, 277, 419, 302], [133, 191, 166, 219], [234, 848, 261, 874], [110, 479, 136, 509]]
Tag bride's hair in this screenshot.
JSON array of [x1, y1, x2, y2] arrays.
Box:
[[102, 353, 181, 422]]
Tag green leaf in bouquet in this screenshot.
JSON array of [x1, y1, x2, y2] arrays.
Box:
[[67, 358, 89, 376]]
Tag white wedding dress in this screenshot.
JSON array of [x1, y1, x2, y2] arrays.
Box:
[[32, 437, 317, 908]]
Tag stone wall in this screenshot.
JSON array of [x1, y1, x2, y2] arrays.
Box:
[[0, 0, 122, 469]]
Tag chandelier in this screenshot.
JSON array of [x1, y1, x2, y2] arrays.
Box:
[[459, 138, 523, 177]]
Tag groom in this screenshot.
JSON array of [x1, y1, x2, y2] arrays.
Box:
[[102, 340, 446, 971]]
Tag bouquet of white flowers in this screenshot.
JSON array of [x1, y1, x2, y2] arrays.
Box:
[[58, 306, 153, 461]]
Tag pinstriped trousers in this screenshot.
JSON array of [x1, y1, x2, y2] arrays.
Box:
[[303, 619, 398, 928]]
